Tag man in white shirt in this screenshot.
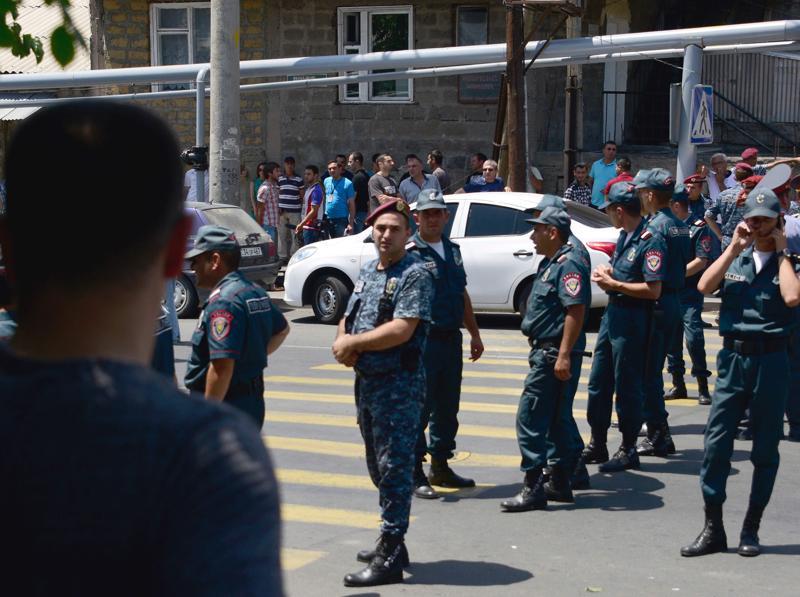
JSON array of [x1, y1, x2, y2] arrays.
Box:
[[183, 169, 209, 202]]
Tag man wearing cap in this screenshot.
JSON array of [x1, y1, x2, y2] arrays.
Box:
[[684, 174, 711, 222], [705, 165, 755, 250], [634, 168, 691, 459], [665, 184, 713, 405], [185, 225, 291, 426], [582, 182, 666, 473], [501, 207, 591, 512], [682, 189, 800, 558], [406, 189, 484, 500], [740, 147, 800, 176], [333, 199, 433, 587]]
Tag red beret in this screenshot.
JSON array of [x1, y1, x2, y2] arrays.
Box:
[[365, 199, 410, 226], [683, 174, 706, 185], [790, 175, 800, 190], [741, 147, 759, 160], [735, 162, 754, 172], [773, 182, 791, 194], [741, 175, 763, 188]]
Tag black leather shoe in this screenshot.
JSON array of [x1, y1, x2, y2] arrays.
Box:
[[357, 541, 410, 567], [637, 424, 669, 457], [738, 504, 764, 557], [500, 469, 547, 512], [571, 460, 591, 490], [543, 465, 574, 503], [344, 534, 405, 587], [665, 373, 687, 400], [599, 446, 640, 472], [697, 377, 711, 405], [428, 458, 475, 488], [581, 439, 609, 464], [413, 464, 439, 499], [681, 503, 727, 557]]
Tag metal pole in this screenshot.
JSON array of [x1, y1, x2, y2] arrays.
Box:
[[506, 3, 527, 192], [196, 66, 210, 201], [676, 43, 703, 181], [564, 1, 583, 186], [209, 0, 240, 205]]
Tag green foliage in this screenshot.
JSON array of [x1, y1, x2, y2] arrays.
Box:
[[1, 0, 82, 66]]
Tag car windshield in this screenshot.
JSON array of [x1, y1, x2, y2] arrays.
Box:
[[565, 202, 611, 228], [201, 205, 265, 237]]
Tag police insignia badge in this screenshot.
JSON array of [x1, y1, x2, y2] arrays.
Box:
[[700, 237, 712, 253], [354, 280, 365, 293], [454, 250, 463, 266], [724, 272, 746, 281], [541, 268, 551, 282], [756, 193, 765, 204], [645, 250, 662, 272], [563, 272, 582, 297], [210, 310, 233, 341], [627, 247, 636, 261], [386, 277, 399, 296]]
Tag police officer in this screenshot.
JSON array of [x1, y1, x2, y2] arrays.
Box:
[[152, 304, 176, 378], [531, 194, 591, 489], [665, 184, 713, 404], [635, 168, 690, 458], [583, 182, 666, 473], [332, 199, 433, 587], [681, 189, 800, 558], [184, 225, 290, 427], [501, 207, 590, 512], [684, 174, 710, 222], [407, 188, 484, 500], [782, 206, 800, 442]]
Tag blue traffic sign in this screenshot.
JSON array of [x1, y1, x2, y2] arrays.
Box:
[[690, 85, 714, 145]]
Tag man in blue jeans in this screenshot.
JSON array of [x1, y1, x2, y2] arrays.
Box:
[[324, 160, 356, 237]]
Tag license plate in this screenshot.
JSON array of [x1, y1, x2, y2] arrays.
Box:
[[240, 246, 263, 257]]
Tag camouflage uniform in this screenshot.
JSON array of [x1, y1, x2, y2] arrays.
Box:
[[344, 252, 433, 537], [706, 184, 746, 249]]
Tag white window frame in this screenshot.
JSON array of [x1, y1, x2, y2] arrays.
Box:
[[149, 2, 211, 91], [336, 5, 414, 104]]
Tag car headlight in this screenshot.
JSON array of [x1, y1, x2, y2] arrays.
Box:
[[288, 246, 318, 266]]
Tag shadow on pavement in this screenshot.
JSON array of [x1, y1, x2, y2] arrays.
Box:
[[636, 448, 748, 477], [763, 543, 800, 556], [404, 560, 533, 586]]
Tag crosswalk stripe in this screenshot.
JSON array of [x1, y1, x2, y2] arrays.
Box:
[[282, 504, 406, 529], [313, 363, 526, 381], [466, 343, 724, 355], [282, 548, 326, 572], [268, 410, 518, 439], [276, 468, 495, 494]]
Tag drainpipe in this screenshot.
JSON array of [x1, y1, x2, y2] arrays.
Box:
[[195, 66, 210, 201]]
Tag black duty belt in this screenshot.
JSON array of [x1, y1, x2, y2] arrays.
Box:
[[429, 327, 460, 340], [528, 337, 561, 350], [227, 376, 264, 396], [723, 336, 789, 355], [661, 288, 680, 294], [608, 294, 654, 309]]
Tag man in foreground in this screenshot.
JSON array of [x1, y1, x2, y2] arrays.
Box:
[[682, 190, 800, 558], [332, 199, 433, 587], [0, 102, 283, 595]]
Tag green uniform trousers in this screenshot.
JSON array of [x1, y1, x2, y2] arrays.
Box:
[[700, 347, 788, 508]]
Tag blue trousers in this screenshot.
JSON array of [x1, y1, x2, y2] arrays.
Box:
[[700, 347, 788, 508], [787, 330, 800, 431], [586, 304, 649, 446], [666, 300, 711, 378], [643, 293, 680, 426], [547, 334, 586, 468]]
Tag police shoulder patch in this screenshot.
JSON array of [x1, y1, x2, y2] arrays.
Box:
[[645, 249, 663, 272], [246, 296, 272, 313], [354, 279, 365, 293], [557, 254, 568, 263], [209, 309, 233, 341], [700, 236, 712, 253], [640, 230, 653, 240], [562, 272, 582, 297], [405, 240, 417, 250], [694, 219, 706, 227]]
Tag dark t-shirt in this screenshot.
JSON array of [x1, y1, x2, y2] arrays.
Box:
[[0, 348, 283, 596], [351, 168, 370, 213]]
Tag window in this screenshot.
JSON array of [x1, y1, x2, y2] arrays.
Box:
[[150, 2, 211, 90], [465, 204, 532, 237], [337, 6, 413, 103], [456, 6, 499, 103]]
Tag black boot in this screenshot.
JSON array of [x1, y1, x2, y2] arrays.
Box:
[[344, 533, 406, 587], [500, 468, 547, 512], [581, 438, 609, 464], [357, 539, 410, 567], [738, 504, 764, 557], [665, 373, 687, 399], [637, 423, 670, 457], [412, 463, 439, 499], [428, 457, 475, 488], [681, 503, 728, 557], [543, 465, 574, 503], [571, 459, 591, 490], [664, 421, 676, 455], [599, 445, 640, 472], [697, 377, 711, 405]]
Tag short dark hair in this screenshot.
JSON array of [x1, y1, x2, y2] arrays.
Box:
[[405, 154, 421, 164], [217, 249, 241, 271], [335, 154, 347, 162], [603, 140, 617, 148], [265, 161, 280, 175], [429, 149, 444, 165], [349, 152, 363, 164], [305, 164, 319, 175], [622, 201, 642, 216], [4, 101, 182, 300], [283, 156, 295, 164], [257, 161, 268, 173], [371, 153, 381, 164], [573, 162, 587, 170], [473, 152, 487, 162], [617, 157, 632, 172]]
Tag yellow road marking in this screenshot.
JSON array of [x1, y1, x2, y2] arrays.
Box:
[[266, 375, 521, 396], [276, 468, 494, 494], [282, 548, 326, 572], [312, 363, 525, 381], [282, 504, 408, 529]]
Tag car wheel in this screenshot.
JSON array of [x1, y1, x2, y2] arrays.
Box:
[[311, 275, 350, 324], [515, 279, 533, 315], [175, 274, 199, 318]]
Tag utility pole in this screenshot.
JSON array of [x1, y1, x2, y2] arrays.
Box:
[[506, 2, 527, 192], [563, 0, 583, 186], [209, 0, 240, 205]]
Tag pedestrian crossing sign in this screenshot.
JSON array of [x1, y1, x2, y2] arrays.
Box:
[[690, 85, 714, 145]]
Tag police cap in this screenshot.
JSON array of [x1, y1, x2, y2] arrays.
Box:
[[683, 174, 706, 185], [365, 198, 410, 226], [526, 206, 571, 235], [634, 167, 675, 192], [414, 188, 447, 211], [671, 183, 690, 203], [534, 194, 565, 212], [185, 224, 239, 259], [744, 189, 781, 220], [600, 181, 638, 210]]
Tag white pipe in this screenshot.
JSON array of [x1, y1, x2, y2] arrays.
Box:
[[0, 20, 798, 91], [676, 44, 703, 181]]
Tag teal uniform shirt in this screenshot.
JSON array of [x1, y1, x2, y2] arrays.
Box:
[[0, 310, 16, 342], [609, 219, 667, 291], [407, 233, 466, 331], [682, 215, 713, 303], [522, 244, 590, 339], [646, 208, 691, 291], [718, 247, 798, 338], [568, 233, 591, 271], [185, 271, 287, 391]]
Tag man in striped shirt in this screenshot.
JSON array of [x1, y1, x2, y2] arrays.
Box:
[[278, 156, 303, 263], [256, 162, 280, 247]]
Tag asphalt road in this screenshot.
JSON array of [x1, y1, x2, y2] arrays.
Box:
[[174, 299, 800, 597]]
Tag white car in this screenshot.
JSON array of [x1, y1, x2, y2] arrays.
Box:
[[284, 192, 618, 324]]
